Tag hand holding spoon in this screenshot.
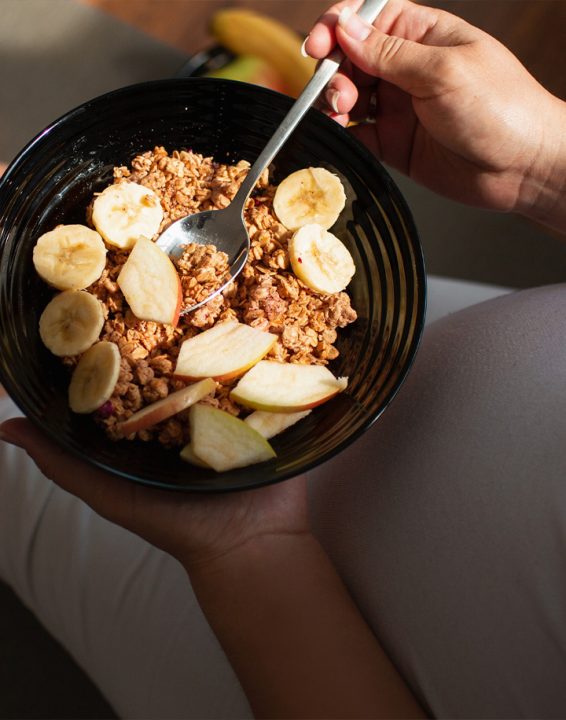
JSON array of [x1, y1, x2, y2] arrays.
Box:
[[156, 0, 389, 314]]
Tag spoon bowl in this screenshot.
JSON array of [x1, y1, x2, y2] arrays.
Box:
[[156, 204, 249, 313], [157, 0, 390, 313]]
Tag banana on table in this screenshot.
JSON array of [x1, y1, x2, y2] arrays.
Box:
[[210, 8, 317, 97]]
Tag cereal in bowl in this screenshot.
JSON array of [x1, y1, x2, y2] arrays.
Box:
[[33, 147, 357, 471]]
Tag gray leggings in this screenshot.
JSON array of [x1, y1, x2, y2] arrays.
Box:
[[311, 283, 566, 718], [1, 283, 565, 718]]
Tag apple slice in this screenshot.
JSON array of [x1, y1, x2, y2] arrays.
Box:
[[117, 236, 182, 326], [117, 378, 216, 436], [189, 403, 276, 472], [244, 409, 311, 439], [179, 442, 211, 469], [231, 361, 348, 412], [174, 320, 277, 382]]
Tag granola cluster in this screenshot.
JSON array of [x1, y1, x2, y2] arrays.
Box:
[[87, 147, 357, 447]]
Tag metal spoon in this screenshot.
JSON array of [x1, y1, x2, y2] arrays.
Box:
[[156, 0, 389, 314]]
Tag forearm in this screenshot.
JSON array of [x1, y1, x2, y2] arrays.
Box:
[[517, 95, 566, 234], [187, 533, 425, 719]]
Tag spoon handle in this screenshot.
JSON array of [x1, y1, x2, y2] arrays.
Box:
[[233, 0, 389, 206]]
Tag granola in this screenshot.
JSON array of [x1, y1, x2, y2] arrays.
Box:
[[83, 147, 357, 447]]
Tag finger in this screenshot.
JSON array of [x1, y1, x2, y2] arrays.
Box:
[[0, 417, 200, 556], [327, 111, 351, 128], [305, 0, 459, 58], [304, 0, 364, 59], [364, 0, 479, 46], [350, 79, 418, 173], [323, 70, 359, 115], [334, 5, 475, 97], [317, 103, 351, 127], [348, 84, 378, 123], [0, 417, 145, 527]]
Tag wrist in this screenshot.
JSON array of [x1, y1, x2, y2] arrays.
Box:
[[183, 529, 316, 586], [180, 527, 424, 718], [160, 474, 309, 571], [517, 95, 566, 233]]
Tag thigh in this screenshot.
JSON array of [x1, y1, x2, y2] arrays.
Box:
[[3, 284, 565, 719], [0, 396, 250, 720], [309, 284, 566, 718]]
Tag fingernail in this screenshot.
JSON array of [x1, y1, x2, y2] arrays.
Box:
[[300, 36, 310, 58], [328, 89, 341, 114], [338, 6, 372, 41]]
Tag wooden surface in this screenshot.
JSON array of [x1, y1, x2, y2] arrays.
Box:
[[85, 0, 566, 99]]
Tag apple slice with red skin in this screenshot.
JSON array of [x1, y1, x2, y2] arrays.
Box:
[[188, 403, 276, 472], [182, 409, 310, 467], [244, 409, 311, 439], [174, 320, 277, 382], [117, 377, 216, 437], [231, 361, 348, 412], [117, 236, 182, 326]]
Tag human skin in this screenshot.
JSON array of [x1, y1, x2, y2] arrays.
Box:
[[0, 133, 421, 718], [2, 1, 566, 716], [0, 419, 425, 719], [307, 0, 566, 233], [0, 146, 422, 715]]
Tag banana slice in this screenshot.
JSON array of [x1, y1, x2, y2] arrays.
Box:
[[273, 167, 346, 230], [33, 225, 107, 290], [91, 181, 164, 250], [39, 290, 105, 357], [68, 341, 121, 414], [289, 223, 355, 294]]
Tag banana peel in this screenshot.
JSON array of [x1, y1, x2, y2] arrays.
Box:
[[210, 8, 316, 97]]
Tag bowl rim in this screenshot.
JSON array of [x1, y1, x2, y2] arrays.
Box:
[[0, 77, 427, 492]]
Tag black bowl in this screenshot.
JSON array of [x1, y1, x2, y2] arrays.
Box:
[[0, 78, 425, 492]]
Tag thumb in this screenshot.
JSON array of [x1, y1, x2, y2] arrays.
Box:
[[335, 6, 451, 98], [0, 417, 137, 524]]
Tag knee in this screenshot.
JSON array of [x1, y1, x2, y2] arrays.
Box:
[[310, 283, 566, 503], [413, 284, 566, 424]]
